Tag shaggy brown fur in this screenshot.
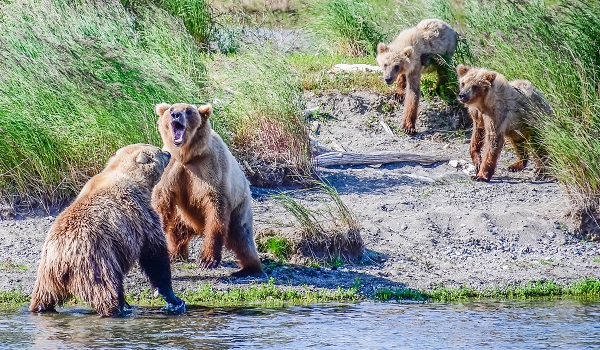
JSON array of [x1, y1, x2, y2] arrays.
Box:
[[376, 18, 457, 135], [456, 64, 552, 181], [30, 144, 185, 316], [152, 103, 262, 277]]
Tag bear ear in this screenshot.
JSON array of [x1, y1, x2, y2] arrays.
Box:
[[401, 46, 414, 58], [136, 152, 150, 164], [377, 43, 388, 54], [456, 64, 470, 77], [483, 71, 497, 83], [155, 103, 170, 117], [197, 103, 213, 119]]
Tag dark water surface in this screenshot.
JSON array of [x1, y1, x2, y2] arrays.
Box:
[[1, 299, 599, 349]]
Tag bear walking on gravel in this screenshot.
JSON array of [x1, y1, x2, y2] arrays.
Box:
[[30, 144, 186, 317], [152, 103, 263, 277], [376, 18, 458, 135], [456, 64, 552, 181]]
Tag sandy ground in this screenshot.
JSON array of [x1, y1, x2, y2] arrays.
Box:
[[1, 91, 598, 298]]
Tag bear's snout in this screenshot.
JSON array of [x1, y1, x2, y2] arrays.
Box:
[[458, 92, 470, 103], [384, 76, 395, 85]]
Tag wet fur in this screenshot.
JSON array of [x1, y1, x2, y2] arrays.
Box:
[[456, 65, 552, 181], [30, 144, 184, 316], [376, 18, 458, 134], [152, 103, 262, 277]]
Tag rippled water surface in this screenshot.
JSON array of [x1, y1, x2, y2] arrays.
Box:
[[1, 299, 599, 349]]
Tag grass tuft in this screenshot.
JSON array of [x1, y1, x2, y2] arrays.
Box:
[[274, 181, 363, 264]]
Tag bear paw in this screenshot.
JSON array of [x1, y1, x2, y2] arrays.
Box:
[[162, 299, 186, 315], [402, 124, 416, 135], [230, 267, 264, 278], [198, 252, 221, 269]]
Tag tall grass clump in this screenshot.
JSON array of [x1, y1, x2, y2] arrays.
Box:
[[431, 0, 600, 239], [208, 46, 311, 186], [0, 0, 206, 207], [273, 181, 363, 263], [302, 0, 385, 56]]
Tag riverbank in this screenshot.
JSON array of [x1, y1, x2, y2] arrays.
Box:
[[1, 91, 599, 308]]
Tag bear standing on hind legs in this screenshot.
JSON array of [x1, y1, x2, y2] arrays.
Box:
[[376, 18, 458, 135], [152, 102, 263, 277], [30, 144, 186, 317], [456, 64, 552, 182]]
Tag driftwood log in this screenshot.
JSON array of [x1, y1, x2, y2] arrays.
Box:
[[313, 151, 450, 168]]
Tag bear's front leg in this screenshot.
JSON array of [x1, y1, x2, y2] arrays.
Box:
[[139, 235, 186, 315], [394, 73, 407, 102], [476, 133, 505, 181], [401, 69, 423, 135]]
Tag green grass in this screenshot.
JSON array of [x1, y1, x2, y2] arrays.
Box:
[[257, 236, 293, 260], [0, 0, 206, 205], [375, 279, 600, 302], [0, 262, 29, 272], [4, 278, 600, 307], [208, 46, 311, 179], [301, 0, 386, 56], [288, 53, 388, 93], [127, 277, 362, 307]]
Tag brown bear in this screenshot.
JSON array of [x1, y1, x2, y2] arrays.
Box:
[[152, 103, 262, 277], [456, 64, 552, 181], [29, 144, 185, 316], [376, 18, 458, 135]]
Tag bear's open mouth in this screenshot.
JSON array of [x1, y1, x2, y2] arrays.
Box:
[[171, 121, 185, 146]]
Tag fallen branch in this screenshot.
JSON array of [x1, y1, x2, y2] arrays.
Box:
[[331, 64, 382, 73], [313, 151, 450, 167]]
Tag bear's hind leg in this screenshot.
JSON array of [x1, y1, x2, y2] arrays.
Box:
[[226, 203, 262, 277], [507, 133, 529, 172], [168, 219, 195, 261]]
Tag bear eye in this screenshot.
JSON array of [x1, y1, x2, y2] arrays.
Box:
[[383, 63, 388, 69], [460, 82, 464, 88], [472, 86, 478, 91], [185, 109, 192, 115], [393, 64, 399, 70]]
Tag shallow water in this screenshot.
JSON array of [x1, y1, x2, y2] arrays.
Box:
[[1, 299, 599, 349]]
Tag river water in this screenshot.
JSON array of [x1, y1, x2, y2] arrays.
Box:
[[1, 299, 599, 349]]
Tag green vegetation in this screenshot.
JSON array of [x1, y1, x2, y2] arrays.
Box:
[[208, 47, 311, 180], [376, 279, 600, 302], [257, 236, 293, 260], [302, 0, 385, 56], [0, 0, 206, 204], [0, 262, 29, 272], [0, 286, 30, 304], [274, 181, 363, 263], [127, 277, 361, 307], [4, 279, 600, 307], [288, 53, 388, 93]]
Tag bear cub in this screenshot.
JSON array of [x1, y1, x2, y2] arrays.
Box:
[[456, 64, 552, 181]]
